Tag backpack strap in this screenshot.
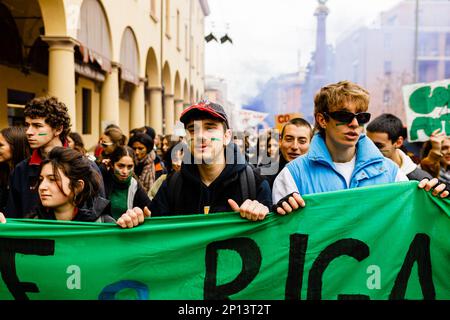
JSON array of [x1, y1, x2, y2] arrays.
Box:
[[167, 171, 182, 212], [239, 167, 249, 201], [240, 165, 256, 202], [246, 165, 256, 200]]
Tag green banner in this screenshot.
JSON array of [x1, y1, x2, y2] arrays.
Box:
[[0, 181, 449, 300]]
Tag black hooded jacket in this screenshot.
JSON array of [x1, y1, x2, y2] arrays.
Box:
[[27, 197, 115, 223], [256, 152, 289, 190], [150, 143, 272, 216]]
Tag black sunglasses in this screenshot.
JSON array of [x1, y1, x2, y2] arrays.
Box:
[[323, 111, 371, 125]]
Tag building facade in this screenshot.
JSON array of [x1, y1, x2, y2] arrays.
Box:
[[204, 74, 239, 128], [0, 0, 209, 149], [334, 0, 450, 123], [242, 71, 305, 128]]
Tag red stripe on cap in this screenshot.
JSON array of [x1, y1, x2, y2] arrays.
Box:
[[180, 103, 226, 123]]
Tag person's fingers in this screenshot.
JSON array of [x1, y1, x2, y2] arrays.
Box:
[[249, 210, 259, 221], [258, 205, 269, 220], [239, 199, 253, 219], [440, 190, 449, 198], [418, 178, 429, 189], [425, 178, 439, 191], [116, 215, 127, 229], [0, 212, 6, 224], [143, 206, 152, 218], [133, 208, 145, 224], [277, 207, 286, 215], [432, 183, 446, 197], [245, 201, 259, 220], [288, 196, 299, 210], [431, 128, 441, 136], [292, 193, 306, 207], [281, 201, 293, 213], [122, 214, 133, 228], [228, 199, 241, 212], [249, 202, 265, 221], [116, 217, 127, 229], [127, 210, 139, 226]]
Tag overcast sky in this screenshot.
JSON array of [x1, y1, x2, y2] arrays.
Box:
[[204, 0, 403, 108]]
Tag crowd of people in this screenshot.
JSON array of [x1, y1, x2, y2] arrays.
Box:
[[0, 80, 448, 227]]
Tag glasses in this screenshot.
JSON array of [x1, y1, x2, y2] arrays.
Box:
[[324, 111, 371, 125]]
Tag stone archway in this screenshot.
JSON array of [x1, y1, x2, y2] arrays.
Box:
[[120, 27, 142, 133], [76, 0, 115, 134], [0, 0, 49, 127]]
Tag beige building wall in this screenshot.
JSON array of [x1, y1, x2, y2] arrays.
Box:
[[75, 77, 101, 150], [0, 66, 48, 128], [1, 0, 209, 150]]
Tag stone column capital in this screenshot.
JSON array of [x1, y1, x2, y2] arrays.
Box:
[[41, 36, 79, 51]]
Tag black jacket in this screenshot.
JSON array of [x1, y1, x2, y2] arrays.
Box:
[[5, 150, 106, 218], [28, 196, 115, 223], [5, 155, 41, 218], [256, 153, 288, 190], [150, 143, 272, 216]]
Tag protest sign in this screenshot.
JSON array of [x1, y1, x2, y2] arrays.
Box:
[[402, 79, 450, 142]]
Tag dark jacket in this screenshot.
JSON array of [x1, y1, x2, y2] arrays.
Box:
[[5, 149, 106, 218], [5, 152, 41, 218], [150, 143, 272, 216], [102, 169, 152, 210], [256, 153, 288, 190], [0, 185, 8, 213], [28, 196, 115, 223]]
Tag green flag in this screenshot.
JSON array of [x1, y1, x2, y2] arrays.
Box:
[[0, 181, 449, 300]]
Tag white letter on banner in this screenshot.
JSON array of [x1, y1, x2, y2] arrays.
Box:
[[366, 265, 381, 290], [66, 265, 81, 290]]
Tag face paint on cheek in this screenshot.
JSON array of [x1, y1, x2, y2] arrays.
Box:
[[211, 138, 221, 141], [335, 122, 347, 127], [38, 133, 48, 136], [114, 168, 133, 177]]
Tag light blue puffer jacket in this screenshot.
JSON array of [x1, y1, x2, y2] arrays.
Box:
[[286, 133, 399, 195]]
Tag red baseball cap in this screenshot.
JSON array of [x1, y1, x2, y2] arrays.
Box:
[[180, 101, 229, 128]]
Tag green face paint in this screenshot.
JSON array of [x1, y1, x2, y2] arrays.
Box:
[[211, 138, 221, 141], [114, 168, 133, 176], [38, 133, 48, 136]]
